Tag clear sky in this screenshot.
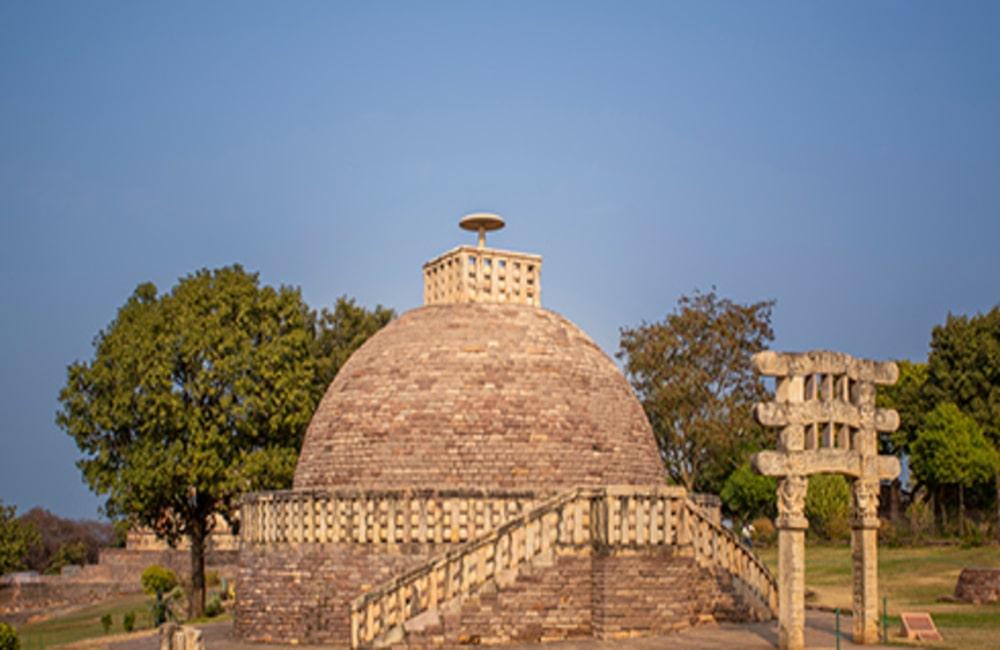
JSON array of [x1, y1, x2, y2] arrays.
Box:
[[2, 2, 998, 519]]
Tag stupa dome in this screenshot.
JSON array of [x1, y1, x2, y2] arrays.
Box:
[[294, 215, 664, 492], [294, 301, 664, 491]]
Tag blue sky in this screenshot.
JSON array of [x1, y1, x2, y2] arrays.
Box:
[[2, 2, 998, 519]]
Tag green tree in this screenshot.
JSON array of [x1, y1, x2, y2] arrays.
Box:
[[0, 500, 39, 576], [876, 360, 930, 521], [720, 463, 776, 528], [44, 541, 88, 575], [619, 289, 775, 493], [0, 621, 20, 650], [308, 296, 395, 401], [805, 474, 851, 541], [926, 307, 1000, 532], [57, 265, 317, 617], [909, 402, 998, 534], [876, 360, 930, 456]]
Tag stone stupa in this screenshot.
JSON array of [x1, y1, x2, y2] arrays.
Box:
[[235, 215, 776, 647]]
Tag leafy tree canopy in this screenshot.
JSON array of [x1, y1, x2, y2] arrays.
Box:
[[876, 360, 930, 456], [805, 474, 851, 541], [308, 296, 395, 400], [926, 307, 1000, 446], [618, 289, 775, 493], [910, 402, 998, 492], [720, 463, 776, 527], [57, 265, 317, 615], [0, 500, 39, 576], [18, 507, 112, 573]]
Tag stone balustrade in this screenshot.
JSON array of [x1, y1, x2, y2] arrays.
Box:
[[347, 486, 778, 648], [241, 489, 535, 546], [681, 500, 778, 618]]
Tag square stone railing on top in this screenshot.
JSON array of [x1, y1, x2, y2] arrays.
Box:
[[422, 245, 541, 307]]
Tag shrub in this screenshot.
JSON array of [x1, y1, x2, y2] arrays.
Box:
[[141, 565, 178, 596], [750, 516, 776, 547], [878, 518, 911, 547], [205, 595, 224, 618], [0, 622, 20, 650], [960, 523, 987, 549], [721, 463, 776, 527], [123, 611, 136, 632], [805, 474, 851, 541], [907, 496, 934, 540], [100, 613, 112, 633]]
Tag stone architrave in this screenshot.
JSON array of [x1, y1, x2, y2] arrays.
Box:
[[751, 351, 901, 649]]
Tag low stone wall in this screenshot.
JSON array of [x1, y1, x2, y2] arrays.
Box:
[[955, 568, 1000, 604], [0, 580, 121, 623], [98, 548, 238, 589]]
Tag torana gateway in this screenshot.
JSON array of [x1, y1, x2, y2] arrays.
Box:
[[234, 215, 778, 647]]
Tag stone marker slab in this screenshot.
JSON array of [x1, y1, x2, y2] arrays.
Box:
[[899, 612, 942, 641]]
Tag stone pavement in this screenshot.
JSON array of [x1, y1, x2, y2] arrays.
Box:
[[109, 611, 892, 649]]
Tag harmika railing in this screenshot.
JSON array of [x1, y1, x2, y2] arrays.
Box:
[[348, 486, 778, 648]]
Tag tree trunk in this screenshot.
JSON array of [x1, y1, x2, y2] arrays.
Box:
[[189, 516, 206, 619], [890, 478, 901, 522], [995, 470, 1000, 542], [958, 483, 966, 537]]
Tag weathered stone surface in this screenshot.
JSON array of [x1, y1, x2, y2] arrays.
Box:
[[752, 350, 898, 385], [751, 348, 900, 649], [237, 225, 772, 647], [236, 542, 437, 645], [295, 303, 665, 493], [955, 568, 1000, 604]]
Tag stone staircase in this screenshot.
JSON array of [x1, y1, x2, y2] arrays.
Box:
[[350, 486, 777, 648]]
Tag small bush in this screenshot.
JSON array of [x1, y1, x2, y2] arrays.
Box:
[[141, 565, 178, 596], [100, 613, 112, 633], [205, 595, 224, 618], [960, 523, 987, 549], [123, 611, 136, 632], [0, 622, 20, 650], [750, 517, 776, 547], [907, 496, 934, 540], [878, 518, 910, 547]]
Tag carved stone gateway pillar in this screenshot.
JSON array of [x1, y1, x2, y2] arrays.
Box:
[[751, 351, 900, 649]]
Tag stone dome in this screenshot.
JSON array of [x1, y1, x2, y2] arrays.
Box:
[[294, 303, 665, 492]]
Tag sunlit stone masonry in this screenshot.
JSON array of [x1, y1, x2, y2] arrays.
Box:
[[234, 215, 778, 648], [752, 350, 901, 650]]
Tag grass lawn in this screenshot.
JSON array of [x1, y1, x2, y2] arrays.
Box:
[[14, 591, 232, 649], [14, 593, 155, 648], [757, 543, 1000, 649]]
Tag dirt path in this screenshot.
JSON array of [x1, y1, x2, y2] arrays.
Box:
[[109, 611, 892, 649]]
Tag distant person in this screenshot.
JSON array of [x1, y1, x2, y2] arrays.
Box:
[[741, 522, 755, 548]]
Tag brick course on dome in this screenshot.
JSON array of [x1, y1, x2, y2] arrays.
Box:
[[294, 303, 664, 492]]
